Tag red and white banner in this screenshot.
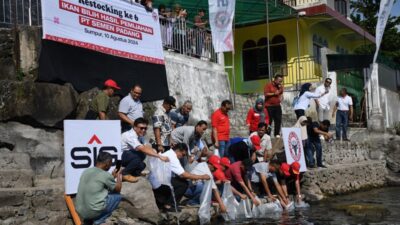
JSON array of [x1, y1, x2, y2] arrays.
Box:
[[208, 0, 235, 52], [42, 0, 164, 64], [282, 128, 307, 172], [64, 120, 121, 195]]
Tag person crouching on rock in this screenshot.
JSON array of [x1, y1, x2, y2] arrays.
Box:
[[75, 152, 122, 225], [150, 143, 211, 212], [121, 117, 169, 183]]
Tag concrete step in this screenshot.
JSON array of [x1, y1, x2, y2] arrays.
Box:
[[302, 160, 387, 201]]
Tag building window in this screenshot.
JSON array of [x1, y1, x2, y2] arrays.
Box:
[[313, 34, 328, 64], [271, 35, 287, 63], [335, 0, 347, 16], [242, 40, 258, 81]]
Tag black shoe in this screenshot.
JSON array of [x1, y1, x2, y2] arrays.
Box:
[[343, 138, 350, 141], [318, 165, 327, 168]]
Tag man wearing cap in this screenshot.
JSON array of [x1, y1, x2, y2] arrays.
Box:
[[184, 155, 226, 212], [118, 84, 144, 133], [224, 159, 260, 205], [152, 96, 176, 152], [249, 122, 272, 162], [276, 162, 303, 203], [86, 79, 120, 120]]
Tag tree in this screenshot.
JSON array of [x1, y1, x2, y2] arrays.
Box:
[[351, 0, 400, 66]]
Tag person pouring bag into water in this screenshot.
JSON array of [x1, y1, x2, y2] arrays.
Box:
[[85, 79, 121, 120], [293, 83, 328, 119], [246, 98, 270, 134], [275, 162, 303, 206], [149, 143, 210, 212]]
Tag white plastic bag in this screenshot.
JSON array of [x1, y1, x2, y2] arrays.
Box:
[[286, 201, 295, 211], [221, 182, 239, 221], [237, 199, 253, 219], [190, 163, 213, 225], [295, 200, 310, 208], [251, 197, 262, 218], [148, 156, 171, 189], [254, 199, 283, 217]]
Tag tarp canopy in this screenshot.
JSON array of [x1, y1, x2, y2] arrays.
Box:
[[154, 0, 295, 27]]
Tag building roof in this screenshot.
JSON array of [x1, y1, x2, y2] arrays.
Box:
[[155, 0, 295, 26], [301, 5, 375, 43]]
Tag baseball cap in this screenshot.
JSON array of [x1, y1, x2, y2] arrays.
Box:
[[104, 79, 121, 90], [280, 163, 291, 177], [213, 169, 227, 181], [220, 157, 231, 168], [250, 135, 262, 151], [164, 96, 176, 107], [291, 161, 301, 175], [208, 155, 221, 170]]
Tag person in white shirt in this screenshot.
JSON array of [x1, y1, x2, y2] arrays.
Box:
[[315, 78, 332, 122], [249, 122, 273, 162], [332, 88, 353, 141], [121, 118, 169, 183], [294, 83, 328, 119], [150, 143, 210, 212]]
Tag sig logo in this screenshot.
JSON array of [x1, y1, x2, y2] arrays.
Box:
[[70, 134, 118, 169]]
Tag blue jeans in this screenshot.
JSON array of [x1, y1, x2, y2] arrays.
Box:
[[122, 150, 146, 176], [336, 110, 349, 139], [306, 139, 322, 167], [91, 193, 121, 225], [185, 182, 204, 205], [218, 140, 229, 157]]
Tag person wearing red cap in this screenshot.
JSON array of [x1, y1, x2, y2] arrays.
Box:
[[183, 155, 227, 213], [277, 161, 303, 203], [85, 79, 121, 120]]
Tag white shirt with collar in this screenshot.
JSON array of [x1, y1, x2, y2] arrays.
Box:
[[121, 129, 143, 151], [316, 85, 331, 110]]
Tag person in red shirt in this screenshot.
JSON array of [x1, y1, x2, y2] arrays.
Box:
[[279, 162, 303, 203], [246, 98, 270, 134], [211, 100, 232, 157], [264, 74, 284, 137], [224, 159, 260, 206]]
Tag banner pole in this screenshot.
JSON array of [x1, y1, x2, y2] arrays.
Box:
[[266, 0, 272, 81], [232, 16, 236, 108]]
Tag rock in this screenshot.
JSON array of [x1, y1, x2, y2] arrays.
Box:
[[334, 204, 390, 221], [386, 136, 400, 173], [34, 208, 48, 221], [120, 177, 161, 224], [0, 191, 25, 207], [18, 26, 41, 78], [0, 122, 63, 177], [0, 207, 18, 220], [0, 170, 34, 188], [0, 151, 32, 170], [0, 80, 78, 127]]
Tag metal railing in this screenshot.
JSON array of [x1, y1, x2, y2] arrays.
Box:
[[282, 0, 323, 7], [0, 0, 42, 27], [280, 56, 323, 88], [159, 17, 218, 63]]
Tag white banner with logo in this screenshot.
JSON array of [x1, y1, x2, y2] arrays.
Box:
[[282, 128, 307, 172], [208, 0, 235, 52], [42, 0, 164, 64], [373, 0, 394, 63], [64, 120, 121, 195]]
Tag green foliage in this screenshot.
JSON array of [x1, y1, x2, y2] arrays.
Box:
[[350, 0, 400, 66]]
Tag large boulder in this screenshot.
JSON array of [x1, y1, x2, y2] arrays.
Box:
[[0, 29, 16, 80], [386, 135, 400, 173], [120, 178, 161, 224], [0, 80, 78, 127], [0, 122, 64, 178]]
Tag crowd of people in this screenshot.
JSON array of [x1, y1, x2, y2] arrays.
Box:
[[76, 76, 353, 224]]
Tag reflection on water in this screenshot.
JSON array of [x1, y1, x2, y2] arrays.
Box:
[[216, 187, 400, 225]]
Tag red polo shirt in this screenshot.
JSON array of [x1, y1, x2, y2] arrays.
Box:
[[264, 82, 283, 106], [224, 161, 244, 183], [211, 108, 230, 141]]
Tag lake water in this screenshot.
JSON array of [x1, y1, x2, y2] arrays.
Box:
[[218, 187, 400, 225]]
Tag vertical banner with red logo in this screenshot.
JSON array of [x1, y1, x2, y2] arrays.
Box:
[[282, 128, 307, 172], [208, 0, 235, 52], [64, 120, 121, 195]]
